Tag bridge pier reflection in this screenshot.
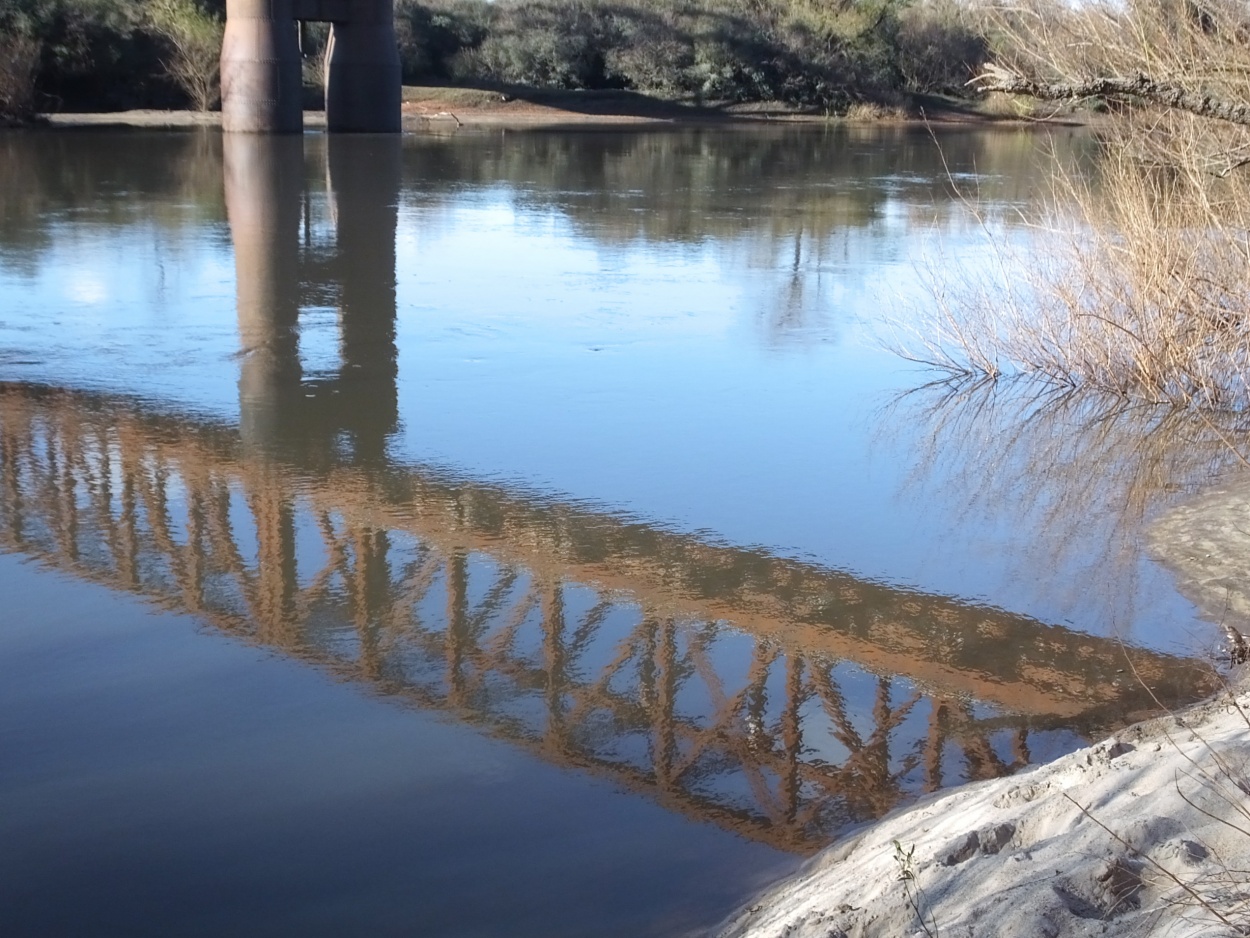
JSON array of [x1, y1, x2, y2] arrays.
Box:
[[225, 134, 304, 450], [224, 133, 400, 466], [326, 135, 401, 465]]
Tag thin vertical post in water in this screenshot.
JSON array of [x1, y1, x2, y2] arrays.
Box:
[[445, 549, 469, 705]]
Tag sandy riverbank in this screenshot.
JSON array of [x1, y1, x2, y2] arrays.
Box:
[[719, 481, 1250, 938], [36, 101, 819, 131], [35, 87, 1030, 131]]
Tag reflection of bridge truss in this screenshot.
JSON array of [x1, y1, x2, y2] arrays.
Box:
[[0, 385, 1212, 854]]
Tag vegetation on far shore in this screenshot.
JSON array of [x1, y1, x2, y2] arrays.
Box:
[[0, 0, 990, 122], [0, 0, 224, 121]]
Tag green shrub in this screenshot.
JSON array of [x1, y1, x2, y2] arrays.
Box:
[[146, 0, 223, 111], [6, 0, 990, 114], [392, 0, 929, 108], [395, 0, 489, 82], [604, 37, 696, 95], [467, 2, 617, 89], [1, 0, 183, 111]]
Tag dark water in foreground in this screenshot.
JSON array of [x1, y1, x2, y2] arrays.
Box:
[[0, 126, 1233, 937]]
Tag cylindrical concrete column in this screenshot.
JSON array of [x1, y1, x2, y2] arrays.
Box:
[[324, 0, 402, 134], [221, 0, 304, 133]]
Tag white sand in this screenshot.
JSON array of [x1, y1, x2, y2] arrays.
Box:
[[719, 689, 1250, 938], [721, 483, 1250, 938]]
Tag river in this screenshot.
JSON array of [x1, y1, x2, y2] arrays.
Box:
[[0, 125, 1232, 937]]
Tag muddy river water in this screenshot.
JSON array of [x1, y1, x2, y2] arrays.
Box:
[[0, 126, 1234, 936]]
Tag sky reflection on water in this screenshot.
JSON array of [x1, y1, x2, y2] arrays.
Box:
[[0, 126, 1218, 648]]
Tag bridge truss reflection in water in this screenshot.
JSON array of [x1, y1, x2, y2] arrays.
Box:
[[0, 135, 1213, 856], [0, 384, 1212, 855]]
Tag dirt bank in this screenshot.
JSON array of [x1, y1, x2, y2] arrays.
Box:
[[719, 481, 1250, 938], [38, 87, 1028, 131], [399, 87, 887, 127]]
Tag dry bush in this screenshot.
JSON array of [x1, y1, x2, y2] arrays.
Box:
[[899, 0, 1250, 411], [0, 35, 41, 123], [978, 0, 1250, 126], [976, 0, 1250, 179], [900, 148, 1250, 410], [844, 100, 910, 120], [895, 0, 989, 95], [910, 3, 1250, 921]]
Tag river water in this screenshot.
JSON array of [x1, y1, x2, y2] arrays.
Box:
[[0, 126, 1234, 937]]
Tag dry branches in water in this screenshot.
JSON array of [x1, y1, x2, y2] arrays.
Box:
[[901, 147, 1250, 410], [894, 0, 1250, 411]]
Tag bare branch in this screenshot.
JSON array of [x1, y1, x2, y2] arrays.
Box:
[[974, 64, 1250, 128]]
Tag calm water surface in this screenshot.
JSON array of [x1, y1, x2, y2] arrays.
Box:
[[0, 126, 1234, 937]]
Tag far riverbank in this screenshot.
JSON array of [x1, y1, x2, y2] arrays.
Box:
[[33, 86, 1073, 132]]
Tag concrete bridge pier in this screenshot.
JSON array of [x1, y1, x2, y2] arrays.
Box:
[[220, 0, 304, 134], [220, 0, 401, 134], [324, 0, 402, 134]]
